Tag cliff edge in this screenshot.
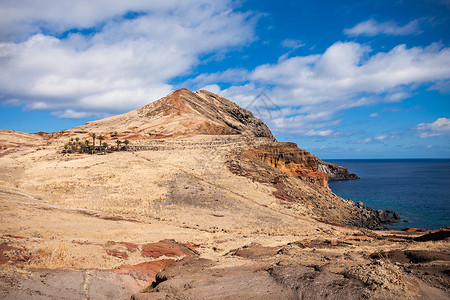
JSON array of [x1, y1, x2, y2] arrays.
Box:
[[318, 159, 360, 180]]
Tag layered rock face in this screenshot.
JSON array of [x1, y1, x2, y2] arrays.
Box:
[[228, 149, 398, 230], [242, 143, 329, 188], [241, 142, 359, 188]]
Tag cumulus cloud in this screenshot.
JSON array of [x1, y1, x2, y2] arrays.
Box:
[[251, 42, 450, 105], [0, 0, 256, 116], [210, 41, 450, 136], [416, 117, 450, 137], [0, 0, 250, 41], [344, 19, 420, 36]]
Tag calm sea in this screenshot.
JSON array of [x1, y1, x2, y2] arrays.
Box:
[[328, 159, 450, 230]]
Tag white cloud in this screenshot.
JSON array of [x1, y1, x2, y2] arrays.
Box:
[[0, 1, 249, 41], [385, 92, 411, 103], [198, 84, 221, 94], [344, 19, 420, 36], [370, 112, 379, 118], [0, 0, 256, 117], [417, 117, 450, 138], [374, 134, 388, 140], [354, 133, 400, 144], [305, 129, 334, 137], [210, 42, 450, 136], [281, 39, 305, 50], [50, 109, 109, 119], [251, 42, 450, 106]]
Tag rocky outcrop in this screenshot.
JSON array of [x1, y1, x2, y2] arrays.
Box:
[[141, 240, 198, 258], [228, 150, 399, 230], [133, 256, 366, 300], [370, 250, 450, 264], [242, 142, 329, 188], [240, 142, 360, 189], [230, 243, 280, 258], [414, 229, 450, 242], [317, 159, 360, 180], [345, 200, 402, 229]]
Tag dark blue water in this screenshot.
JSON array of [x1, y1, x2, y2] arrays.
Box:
[[328, 159, 450, 230]]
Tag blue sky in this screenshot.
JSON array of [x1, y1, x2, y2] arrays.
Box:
[[0, 0, 449, 158]]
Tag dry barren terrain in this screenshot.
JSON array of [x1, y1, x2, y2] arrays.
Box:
[[0, 89, 448, 299]]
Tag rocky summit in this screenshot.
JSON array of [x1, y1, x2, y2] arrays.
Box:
[[71, 88, 274, 140], [0, 88, 448, 299]]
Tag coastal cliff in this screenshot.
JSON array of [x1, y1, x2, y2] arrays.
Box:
[[318, 159, 360, 180], [240, 142, 359, 189], [241, 142, 329, 188]]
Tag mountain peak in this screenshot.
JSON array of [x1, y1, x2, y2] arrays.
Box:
[[72, 89, 275, 140]]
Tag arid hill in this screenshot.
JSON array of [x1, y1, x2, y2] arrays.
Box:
[[67, 88, 274, 140], [0, 88, 448, 299]]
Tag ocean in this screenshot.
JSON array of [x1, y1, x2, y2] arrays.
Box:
[[327, 159, 450, 230]]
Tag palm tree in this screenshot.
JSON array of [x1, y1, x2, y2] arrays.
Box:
[[91, 133, 96, 150], [63, 143, 69, 153], [85, 140, 91, 154], [102, 142, 108, 154], [75, 137, 80, 152], [115, 140, 122, 151], [98, 135, 104, 152], [80, 142, 86, 153], [124, 139, 130, 151]]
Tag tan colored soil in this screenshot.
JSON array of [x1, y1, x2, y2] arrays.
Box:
[[0, 130, 448, 299]]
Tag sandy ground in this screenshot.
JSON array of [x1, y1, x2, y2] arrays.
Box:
[[0, 133, 449, 299]]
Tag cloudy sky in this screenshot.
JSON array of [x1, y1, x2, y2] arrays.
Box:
[[1, 0, 449, 158]]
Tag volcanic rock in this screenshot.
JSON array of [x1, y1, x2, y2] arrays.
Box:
[[133, 256, 367, 299], [370, 250, 450, 264], [230, 243, 280, 258], [70, 88, 275, 140], [414, 230, 450, 242], [317, 159, 360, 180], [241, 142, 329, 187], [141, 240, 198, 258], [116, 259, 176, 284]]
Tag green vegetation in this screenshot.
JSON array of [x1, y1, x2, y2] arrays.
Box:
[[62, 136, 131, 155]]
